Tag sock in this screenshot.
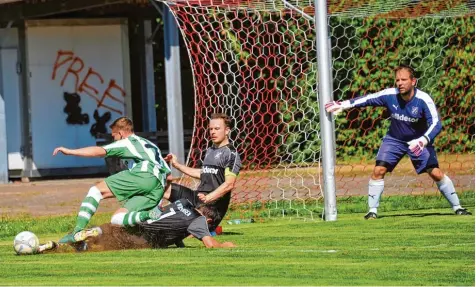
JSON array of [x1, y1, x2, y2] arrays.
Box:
[[436, 175, 461, 211], [74, 186, 103, 233], [111, 211, 150, 227], [368, 179, 384, 214]]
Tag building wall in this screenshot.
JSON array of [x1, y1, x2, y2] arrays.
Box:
[[0, 28, 21, 178], [26, 19, 131, 170], [0, 28, 19, 48]]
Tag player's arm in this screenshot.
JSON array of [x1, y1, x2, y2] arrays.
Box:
[[325, 88, 394, 115], [187, 216, 236, 248], [201, 236, 236, 248], [199, 175, 236, 203], [164, 153, 201, 179], [53, 146, 106, 157], [420, 97, 442, 142], [407, 96, 442, 156]]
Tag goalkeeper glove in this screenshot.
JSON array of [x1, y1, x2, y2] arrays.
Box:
[[325, 100, 351, 115], [407, 136, 429, 156]]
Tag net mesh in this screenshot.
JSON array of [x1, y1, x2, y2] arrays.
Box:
[[158, 0, 475, 219]]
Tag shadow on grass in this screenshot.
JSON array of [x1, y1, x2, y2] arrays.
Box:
[[379, 212, 456, 218], [220, 231, 244, 236]]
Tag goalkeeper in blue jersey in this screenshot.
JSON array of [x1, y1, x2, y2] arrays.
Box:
[[53, 117, 172, 243], [325, 64, 471, 219]]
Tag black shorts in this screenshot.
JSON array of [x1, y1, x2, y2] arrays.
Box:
[[169, 183, 203, 207]]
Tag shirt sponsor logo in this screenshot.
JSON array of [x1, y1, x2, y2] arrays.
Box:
[[411, 106, 418, 116], [391, 113, 419, 123], [202, 166, 219, 174], [176, 201, 192, 216]]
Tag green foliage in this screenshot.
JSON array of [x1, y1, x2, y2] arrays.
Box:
[[332, 16, 475, 159]]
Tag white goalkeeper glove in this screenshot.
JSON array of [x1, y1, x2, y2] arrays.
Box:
[[325, 100, 351, 115], [407, 136, 429, 156]]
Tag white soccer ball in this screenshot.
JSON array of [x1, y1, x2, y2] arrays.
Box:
[[13, 231, 40, 255]]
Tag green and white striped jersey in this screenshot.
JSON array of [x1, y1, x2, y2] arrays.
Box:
[[102, 135, 171, 186]]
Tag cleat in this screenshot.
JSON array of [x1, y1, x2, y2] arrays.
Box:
[[364, 212, 378, 220], [455, 208, 472, 215], [148, 206, 163, 220], [175, 240, 185, 248], [72, 241, 88, 252], [38, 241, 58, 253], [59, 233, 76, 244], [73, 227, 103, 242]]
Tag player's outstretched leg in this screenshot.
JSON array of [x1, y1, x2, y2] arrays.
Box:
[[365, 178, 384, 220], [436, 174, 472, 215], [59, 186, 103, 244], [111, 209, 162, 227]]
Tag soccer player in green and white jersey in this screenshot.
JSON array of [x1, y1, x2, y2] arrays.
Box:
[[53, 117, 171, 244]]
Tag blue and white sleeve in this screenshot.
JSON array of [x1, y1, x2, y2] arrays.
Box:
[[420, 95, 442, 143], [348, 88, 396, 108]]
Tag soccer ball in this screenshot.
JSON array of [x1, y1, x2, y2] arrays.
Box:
[[13, 231, 40, 255]]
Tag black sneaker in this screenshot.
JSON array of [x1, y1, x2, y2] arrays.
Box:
[[175, 240, 185, 248], [455, 208, 472, 215], [364, 212, 378, 220]]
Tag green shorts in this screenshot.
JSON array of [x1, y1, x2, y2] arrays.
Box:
[[105, 170, 164, 212]]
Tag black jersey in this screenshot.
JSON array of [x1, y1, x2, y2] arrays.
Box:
[[140, 199, 211, 248], [196, 144, 241, 222]]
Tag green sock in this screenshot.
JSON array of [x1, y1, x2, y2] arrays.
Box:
[[121, 211, 150, 227], [74, 196, 100, 233]]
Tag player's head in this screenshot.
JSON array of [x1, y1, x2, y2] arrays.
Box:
[[196, 204, 221, 226], [110, 117, 134, 141], [208, 113, 231, 146], [395, 64, 417, 96]]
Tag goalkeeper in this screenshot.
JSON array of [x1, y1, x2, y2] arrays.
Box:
[[325, 64, 471, 219]]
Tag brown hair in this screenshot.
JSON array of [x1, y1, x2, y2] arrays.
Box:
[[109, 117, 134, 133], [197, 204, 221, 225], [395, 64, 416, 79], [210, 113, 232, 128]]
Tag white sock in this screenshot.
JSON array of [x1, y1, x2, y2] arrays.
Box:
[[436, 175, 461, 211], [368, 179, 384, 214]]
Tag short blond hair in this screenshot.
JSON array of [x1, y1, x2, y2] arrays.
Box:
[[110, 117, 134, 133]]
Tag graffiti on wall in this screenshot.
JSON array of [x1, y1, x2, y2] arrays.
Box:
[[63, 92, 90, 125], [51, 50, 127, 138], [90, 110, 112, 138], [52, 50, 126, 115]]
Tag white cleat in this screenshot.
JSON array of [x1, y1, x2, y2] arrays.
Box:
[[73, 227, 103, 242]]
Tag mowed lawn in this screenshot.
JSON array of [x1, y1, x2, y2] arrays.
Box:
[[0, 208, 474, 286]]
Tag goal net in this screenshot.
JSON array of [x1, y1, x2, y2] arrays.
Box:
[[158, 0, 475, 220]]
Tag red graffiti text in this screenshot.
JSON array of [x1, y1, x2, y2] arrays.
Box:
[[52, 50, 126, 115]]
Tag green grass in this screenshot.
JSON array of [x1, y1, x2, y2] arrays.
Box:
[[0, 202, 474, 285], [226, 191, 475, 219]]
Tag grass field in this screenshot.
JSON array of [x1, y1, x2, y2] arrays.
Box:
[[0, 194, 474, 286]]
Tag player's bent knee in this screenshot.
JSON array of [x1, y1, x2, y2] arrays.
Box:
[[88, 186, 103, 202], [111, 213, 126, 226], [427, 167, 444, 181], [372, 166, 387, 179]]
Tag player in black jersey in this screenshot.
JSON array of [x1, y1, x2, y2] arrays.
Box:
[[140, 199, 235, 248], [47, 199, 236, 252], [163, 113, 242, 229]]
